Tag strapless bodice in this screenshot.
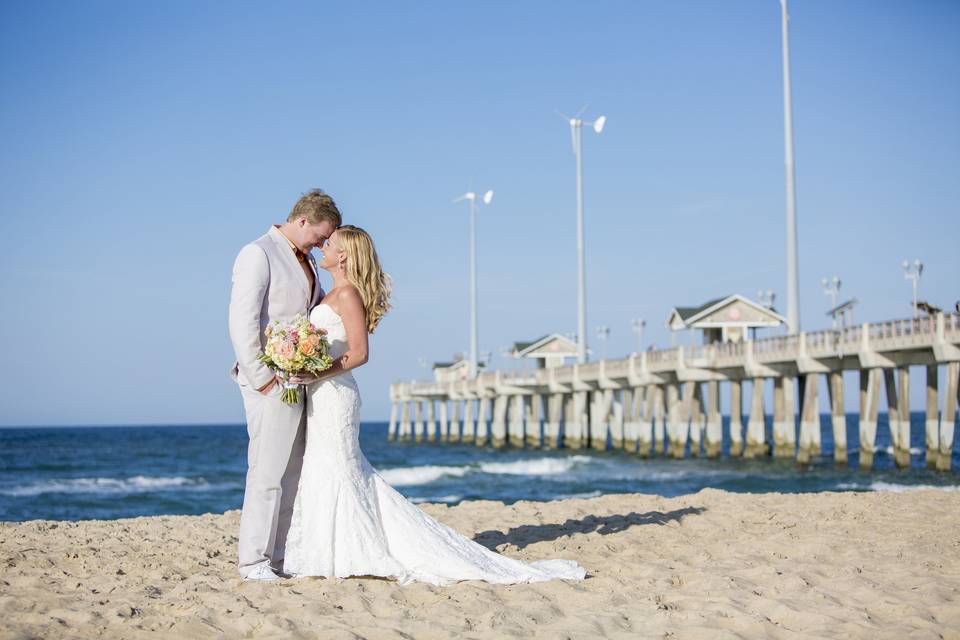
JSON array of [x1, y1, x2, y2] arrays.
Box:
[[309, 303, 348, 362]]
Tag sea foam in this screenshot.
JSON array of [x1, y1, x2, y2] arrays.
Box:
[[0, 476, 207, 497], [478, 455, 591, 476], [409, 495, 464, 504], [376, 465, 470, 486], [874, 446, 925, 455], [554, 490, 604, 500], [837, 481, 960, 493]]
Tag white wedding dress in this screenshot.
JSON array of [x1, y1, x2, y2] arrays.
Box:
[[282, 303, 586, 585]]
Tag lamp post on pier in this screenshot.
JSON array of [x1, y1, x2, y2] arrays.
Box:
[[596, 325, 610, 361], [902, 259, 923, 318], [821, 276, 841, 329], [561, 108, 606, 363], [453, 188, 494, 379], [757, 289, 776, 309], [631, 318, 646, 354]]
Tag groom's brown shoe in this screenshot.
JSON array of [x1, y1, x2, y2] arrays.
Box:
[[270, 559, 293, 578]]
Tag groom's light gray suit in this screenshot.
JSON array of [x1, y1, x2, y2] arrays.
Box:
[[229, 226, 323, 577]]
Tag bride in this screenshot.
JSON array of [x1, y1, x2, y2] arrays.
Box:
[[282, 225, 586, 585]]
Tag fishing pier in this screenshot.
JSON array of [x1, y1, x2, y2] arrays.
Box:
[[387, 312, 960, 471]]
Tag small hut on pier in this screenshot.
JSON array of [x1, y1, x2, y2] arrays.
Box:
[[432, 357, 484, 383], [667, 294, 785, 344], [511, 333, 578, 368]]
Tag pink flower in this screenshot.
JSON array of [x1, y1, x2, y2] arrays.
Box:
[[280, 341, 296, 360]]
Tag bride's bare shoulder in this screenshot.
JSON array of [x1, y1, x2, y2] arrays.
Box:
[[333, 285, 364, 317]]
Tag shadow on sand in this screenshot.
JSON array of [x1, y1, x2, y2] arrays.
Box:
[[472, 506, 707, 551]]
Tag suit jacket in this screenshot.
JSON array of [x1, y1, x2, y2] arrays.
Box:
[[228, 226, 324, 389]]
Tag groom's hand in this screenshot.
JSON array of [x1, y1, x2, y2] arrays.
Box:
[[257, 377, 278, 395]]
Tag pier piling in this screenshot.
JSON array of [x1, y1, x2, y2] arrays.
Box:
[[638, 387, 655, 457], [705, 381, 722, 458], [413, 401, 424, 442], [463, 399, 476, 445], [623, 388, 640, 452], [938, 362, 958, 471], [544, 394, 562, 449], [526, 394, 542, 448], [475, 397, 489, 446], [689, 383, 705, 457], [425, 400, 436, 442], [654, 386, 666, 455], [828, 371, 847, 464], [884, 368, 910, 468], [508, 395, 525, 448], [729, 380, 744, 456], [448, 400, 461, 443], [401, 400, 412, 441], [926, 366, 938, 468], [438, 400, 449, 442], [491, 395, 507, 448], [667, 383, 683, 458], [798, 374, 821, 464], [772, 377, 791, 458], [859, 369, 881, 469], [745, 379, 767, 458], [610, 391, 625, 450], [387, 402, 398, 442]]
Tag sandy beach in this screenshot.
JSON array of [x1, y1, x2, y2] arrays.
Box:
[[1, 488, 958, 639]]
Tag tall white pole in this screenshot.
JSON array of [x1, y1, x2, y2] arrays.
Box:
[[780, 0, 801, 334], [469, 197, 478, 378], [574, 122, 588, 363]]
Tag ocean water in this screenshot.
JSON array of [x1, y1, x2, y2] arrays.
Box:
[[1, 413, 957, 522]]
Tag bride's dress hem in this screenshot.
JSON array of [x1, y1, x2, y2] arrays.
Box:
[[286, 562, 586, 587]]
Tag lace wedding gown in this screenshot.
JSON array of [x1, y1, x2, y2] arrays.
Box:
[[283, 303, 586, 585]]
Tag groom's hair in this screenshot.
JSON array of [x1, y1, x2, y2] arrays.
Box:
[[288, 189, 342, 227]]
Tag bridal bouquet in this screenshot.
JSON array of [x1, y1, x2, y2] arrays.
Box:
[[258, 314, 334, 404]]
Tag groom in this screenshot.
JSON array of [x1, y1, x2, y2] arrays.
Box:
[[228, 189, 341, 581]]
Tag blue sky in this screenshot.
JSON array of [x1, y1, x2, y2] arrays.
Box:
[[1, 1, 957, 426]]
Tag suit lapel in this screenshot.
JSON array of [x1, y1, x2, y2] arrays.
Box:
[[269, 227, 311, 306], [307, 253, 324, 306]]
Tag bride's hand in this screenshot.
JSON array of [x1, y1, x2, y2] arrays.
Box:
[[288, 372, 320, 385]]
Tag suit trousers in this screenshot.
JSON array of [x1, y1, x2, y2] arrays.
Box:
[[236, 383, 306, 577]]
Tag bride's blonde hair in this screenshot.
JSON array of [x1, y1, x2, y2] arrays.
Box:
[[335, 225, 392, 333]]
